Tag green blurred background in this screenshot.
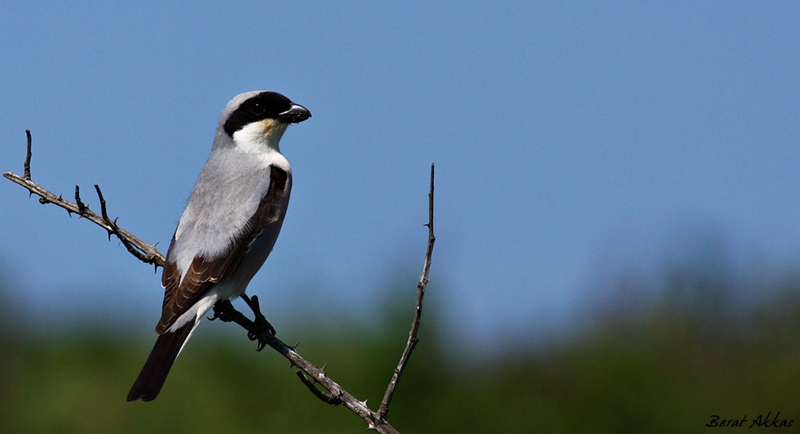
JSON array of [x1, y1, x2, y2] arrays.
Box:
[[2, 262, 798, 433]]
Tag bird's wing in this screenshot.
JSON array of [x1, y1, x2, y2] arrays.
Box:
[[155, 165, 290, 334]]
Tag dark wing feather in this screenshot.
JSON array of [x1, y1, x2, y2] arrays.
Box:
[[155, 166, 289, 334]]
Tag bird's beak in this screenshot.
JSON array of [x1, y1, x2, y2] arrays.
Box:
[[278, 104, 312, 124]]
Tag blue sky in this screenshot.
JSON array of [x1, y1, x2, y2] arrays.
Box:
[[1, 2, 799, 352]]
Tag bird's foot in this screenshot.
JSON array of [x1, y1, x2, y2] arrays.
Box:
[[241, 294, 276, 351], [209, 299, 237, 323]]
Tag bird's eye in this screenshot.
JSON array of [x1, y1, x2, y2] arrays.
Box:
[[250, 102, 265, 115]]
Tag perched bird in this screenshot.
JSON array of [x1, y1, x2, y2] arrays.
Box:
[[127, 91, 311, 402]]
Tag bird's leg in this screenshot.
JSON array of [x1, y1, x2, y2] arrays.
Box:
[[241, 293, 276, 351]]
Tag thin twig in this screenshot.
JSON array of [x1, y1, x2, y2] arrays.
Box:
[[96, 184, 110, 221], [75, 185, 87, 214], [379, 164, 436, 420], [296, 371, 342, 405], [24, 130, 32, 180]]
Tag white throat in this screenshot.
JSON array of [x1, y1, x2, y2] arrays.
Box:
[[232, 119, 289, 154]]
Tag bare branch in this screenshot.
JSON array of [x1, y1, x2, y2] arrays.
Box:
[[3, 132, 164, 268], [379, 164, 436, 420], [4, 130, 437, 433]]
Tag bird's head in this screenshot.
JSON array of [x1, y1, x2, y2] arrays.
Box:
[[218, 91, 311, 153]]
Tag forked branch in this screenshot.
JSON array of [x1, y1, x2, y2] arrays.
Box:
[[3, 131, 436, 433]]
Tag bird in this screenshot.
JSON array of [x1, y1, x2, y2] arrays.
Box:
[[127, 91, 311, 402]]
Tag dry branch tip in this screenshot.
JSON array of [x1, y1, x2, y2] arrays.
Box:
[[24, 130, 32, 180], [377, 163, 436, 421]]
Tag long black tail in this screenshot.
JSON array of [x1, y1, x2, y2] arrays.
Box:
[[127, 317, 196, 402]]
